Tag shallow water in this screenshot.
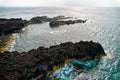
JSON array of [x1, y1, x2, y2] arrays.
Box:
[[0, 7, 120, 79]]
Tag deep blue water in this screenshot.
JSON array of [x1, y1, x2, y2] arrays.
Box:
[[0, 7, 120, 80]]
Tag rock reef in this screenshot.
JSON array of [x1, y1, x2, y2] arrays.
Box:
[[29, 15, 72, 24], [49, 19, 87, 27], [0, 41, 106, 80], [29, 16, 52, 24], [28, 15, 87, 27]]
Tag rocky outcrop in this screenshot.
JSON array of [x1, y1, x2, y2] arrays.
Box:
[[29, 16, 52, 24], [52, 15, 72, 21], [0, 18, 27, 36], [0, 18, 27, 52], [0, 41, 106, 80], [0, 16, 86, 36], [49, 19, 87, 27], [29, 15, 72, 24]]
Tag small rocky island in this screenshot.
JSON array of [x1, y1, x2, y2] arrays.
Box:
[[0, 16, 106, 80], [49, 19, 87, 27]]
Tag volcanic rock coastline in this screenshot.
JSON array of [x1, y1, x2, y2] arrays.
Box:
[[0, 16, 106, 80], [0, 41, 106, 80], [0, 15, 86, 36], [0, 16, 87, 52], [0, 18, 27, 36]]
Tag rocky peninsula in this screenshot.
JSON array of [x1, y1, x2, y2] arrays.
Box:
[[0, 41, 106, 80]]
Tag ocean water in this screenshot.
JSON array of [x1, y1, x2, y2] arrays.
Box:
[[0, 7, 120, 80]]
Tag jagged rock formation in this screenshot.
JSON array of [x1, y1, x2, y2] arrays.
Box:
[[0, 41, 106, 80], [29, 16, 52, 24], [0, 18, 27, 36], [29, 15, 72, 24], [49, 19, 87, 27]]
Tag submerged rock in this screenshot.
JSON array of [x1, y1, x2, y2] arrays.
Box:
[[0, 41, 106, 80], [49, 19, 87, 27]]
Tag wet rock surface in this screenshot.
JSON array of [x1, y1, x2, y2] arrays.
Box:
[[0, 41, 106, 80]]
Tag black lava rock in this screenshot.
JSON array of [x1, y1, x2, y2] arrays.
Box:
[[49, 20, 87, 27], [29, 16, 52, 24], [0, 41, 106, 80], [0, 18, 27, 36]]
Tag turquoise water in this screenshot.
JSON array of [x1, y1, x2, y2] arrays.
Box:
[[0, 7, 120, 80], [48, 60, 99, 80]]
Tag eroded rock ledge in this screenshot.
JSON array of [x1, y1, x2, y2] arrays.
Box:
[[0, 41, 106, 80]]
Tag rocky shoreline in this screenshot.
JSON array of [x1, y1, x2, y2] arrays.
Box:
[[0, 18, 27, 52], [0, 15, 106, 80], [0, 15, 87, 52], [0, 34, 14, 53], [0, 41, 106, 80], [0, 15, 86, 36]]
